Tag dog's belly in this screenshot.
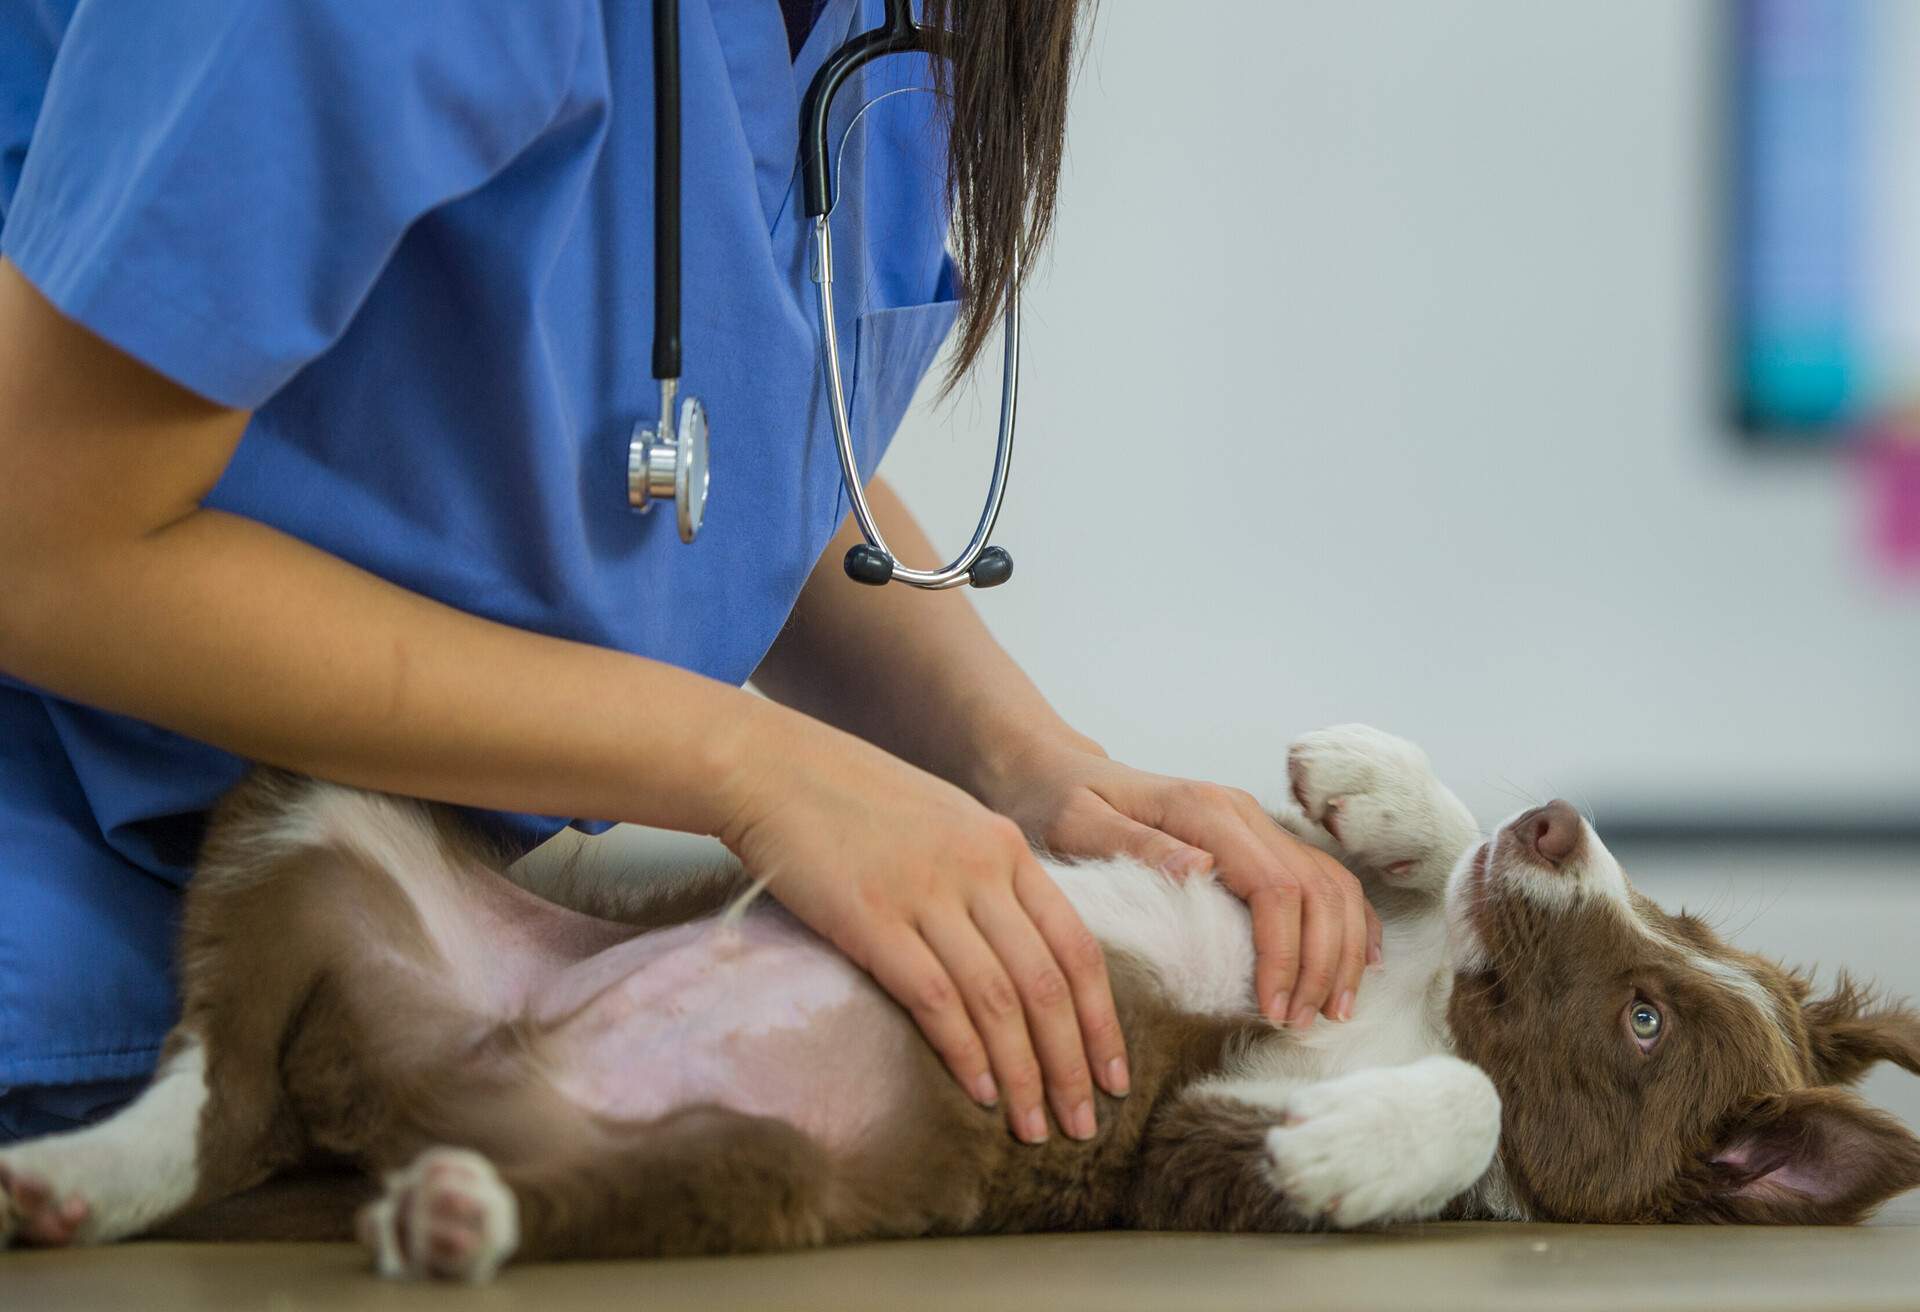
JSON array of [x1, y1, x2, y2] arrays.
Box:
[[527, 908, 922, 1152]]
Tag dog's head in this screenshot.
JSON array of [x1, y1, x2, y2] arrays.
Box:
[[1444, 801, 1920, 1223]]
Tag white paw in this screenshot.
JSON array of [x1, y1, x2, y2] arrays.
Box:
[[1263, 1058, 1501, 1228], [358, 1147, 519, 1283], [0, 1157, 92, 1248], [1287, 725, 1477, 888]]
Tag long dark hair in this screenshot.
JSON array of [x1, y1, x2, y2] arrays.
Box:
[[922, 0, 1091, 386]]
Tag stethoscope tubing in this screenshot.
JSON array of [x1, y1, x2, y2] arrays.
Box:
[[641, 0, 1017, 587], [810, 215, 1017, 589]]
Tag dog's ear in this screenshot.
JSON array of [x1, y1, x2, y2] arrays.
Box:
[[1685, 1088, 1920, 1224], [1802, 974, 1920, 1085]]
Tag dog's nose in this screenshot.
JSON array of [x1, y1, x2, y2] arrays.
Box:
[[1519, 800, 1584, 867]]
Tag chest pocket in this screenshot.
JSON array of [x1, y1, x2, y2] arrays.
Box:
[[836, 295, 960, 520]]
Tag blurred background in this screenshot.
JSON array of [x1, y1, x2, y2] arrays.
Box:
[[879, 2, 1920, 1121], [886, 0, 1918, 832]]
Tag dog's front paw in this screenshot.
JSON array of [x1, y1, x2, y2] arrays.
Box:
[[0, 1157, 91, 1248], [1287, 726, 1478, 889], [1264, 1058, 1500, 1228], [359, 1147, 519, 1283]]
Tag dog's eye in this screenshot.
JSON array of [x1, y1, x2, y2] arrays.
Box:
[[1629, 1000, 1663, 1042]]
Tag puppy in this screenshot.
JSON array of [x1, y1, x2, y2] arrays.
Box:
[[3, 725, 1916, 1280]]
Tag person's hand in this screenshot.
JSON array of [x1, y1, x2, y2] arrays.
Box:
[[716, 708, 1129, 1144], [978, 736, 1380, 1029]]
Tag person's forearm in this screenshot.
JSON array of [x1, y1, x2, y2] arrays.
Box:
[[0, 506, 783, 836], [754, 479, 1097, 806], [0, 255, 793, 836]]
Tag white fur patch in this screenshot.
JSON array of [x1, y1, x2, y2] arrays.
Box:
[[1262, 1056, 1502, 1227], [1046, 858, 1260, 1017], [0, 1036, 208, 1244], [1469, 1159, 1529, 1220]]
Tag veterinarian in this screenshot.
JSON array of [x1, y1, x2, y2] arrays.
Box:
[[0, 0, 1376, 1149]]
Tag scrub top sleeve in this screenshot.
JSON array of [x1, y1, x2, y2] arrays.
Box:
[[0, 0, 585, 410]]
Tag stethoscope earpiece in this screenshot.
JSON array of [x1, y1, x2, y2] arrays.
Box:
[[966, 546, 1013, 589], [843, 544, 895, 585], [845, 543, 1012, 589]]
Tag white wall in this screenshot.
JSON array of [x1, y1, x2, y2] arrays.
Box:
[[882, 0, 1920, 823]]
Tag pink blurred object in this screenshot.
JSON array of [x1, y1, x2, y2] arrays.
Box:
[[1861, 420, 1920, 580]]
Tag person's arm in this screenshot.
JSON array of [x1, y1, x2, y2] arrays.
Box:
[[0, 259, 1119, 1145], [0, 259, 749, 832], [757, 478, 1381, 1031]]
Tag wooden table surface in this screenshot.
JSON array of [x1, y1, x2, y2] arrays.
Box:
[[9, 1212, 1920, 1312]]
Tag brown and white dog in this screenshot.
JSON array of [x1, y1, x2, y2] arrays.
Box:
[[3, 725, 1918, 1279]]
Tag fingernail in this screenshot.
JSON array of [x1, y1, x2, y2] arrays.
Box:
[[972, 1073, 1000, 1108], [1069, 1101, 1097, 1141], [1265, 992, 1291, 1025], [1332, 990, 1355, 1022], [1287, 999, 1318, 1029], [1160, 848, 1212, 879], [1368, 939, 1383, 966], [1104, 1056, 1131, 1097], [1018, 1107, 1049, 1144]]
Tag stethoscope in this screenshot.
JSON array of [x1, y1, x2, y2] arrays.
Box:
[[629, 0, 1017, 590]]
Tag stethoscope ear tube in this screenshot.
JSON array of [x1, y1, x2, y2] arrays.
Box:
[[800, 2, 1018, 590], [799, 0, 925, 219], [813, 215, 1018, 590]]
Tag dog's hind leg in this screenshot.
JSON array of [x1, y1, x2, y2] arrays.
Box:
[[0, 772, 461, 1246], [0, 1032, 215, 1246], [0, 834, 363, 1246], [360, 1106, 882, 1281]]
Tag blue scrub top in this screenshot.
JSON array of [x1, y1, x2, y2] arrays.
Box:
[[0, 0, 960, 1101]]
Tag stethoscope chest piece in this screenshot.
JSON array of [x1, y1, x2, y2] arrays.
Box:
[[628, 381, 709, 544]]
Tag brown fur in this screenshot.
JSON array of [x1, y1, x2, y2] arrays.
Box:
[[1448, 824, 1920, 1225], [139, 772, 1298, 1260], [21, 770, 1920, 1264]]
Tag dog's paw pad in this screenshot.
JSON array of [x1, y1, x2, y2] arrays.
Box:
[[1286, 726, 1472, 887], [360, 1147, 518, 1283], [0, 1160, 91, 1249], [1288, 726, 1430, 826]]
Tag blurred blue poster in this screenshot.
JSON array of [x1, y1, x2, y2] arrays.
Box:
[[1732, 0, 1920, 439]]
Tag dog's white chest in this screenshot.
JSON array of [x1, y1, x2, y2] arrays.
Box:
[[1049, 859, 1454, 1081]]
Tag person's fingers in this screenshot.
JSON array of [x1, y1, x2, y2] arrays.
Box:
[[1205, 801, 1324, 1019], [1077, 790, 1367, 1027], [917, 911, 1052, 1144], [1245, 881, 1304, 1025], [1331, 854, 1370, 1019], [863, 928, 999, 1112], [1228, 795, 1378, 1013], [1284, 874, 1344, 1028], [1366, 899, 1384, 966], [967, 887, 1100, 1142], [1092, 778, 1380, 1024], [1012, 858, 1130, 1098], [1049, 801, 1213, 878]]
